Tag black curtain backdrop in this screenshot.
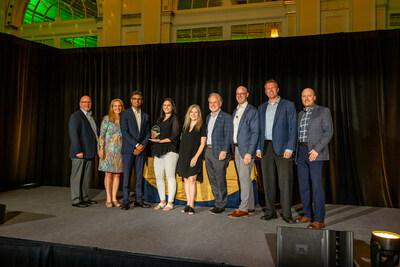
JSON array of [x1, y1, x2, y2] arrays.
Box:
[[1, 30, 399, 208]]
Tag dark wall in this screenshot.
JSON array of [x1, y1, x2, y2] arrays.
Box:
[[1, 30, 399, 208]]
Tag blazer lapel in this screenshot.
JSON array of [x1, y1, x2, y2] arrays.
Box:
[[273, 100, 282, 128], [237, 105, 249, 133], [306, 105, 319, 130]]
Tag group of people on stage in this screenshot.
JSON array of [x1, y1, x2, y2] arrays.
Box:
[[68, 79, 333, 229]]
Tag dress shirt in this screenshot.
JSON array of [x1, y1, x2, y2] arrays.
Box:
[[265, 97, 280, 140], [132, 107, 141, 132], [81, 108, 98, 139], [299, 104, 315, 143], [207, 109, 221, 145], [233, 102, 248, 144]]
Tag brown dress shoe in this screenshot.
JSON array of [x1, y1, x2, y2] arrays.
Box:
[[227, 209, 248, 218], [296, 216, 312, 223], [308, 222, 325, 229], [248, 209, 255, 215]]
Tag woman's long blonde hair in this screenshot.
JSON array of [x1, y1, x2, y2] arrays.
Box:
[[108, 98, 125, 123], [183, 104, 203, 132]]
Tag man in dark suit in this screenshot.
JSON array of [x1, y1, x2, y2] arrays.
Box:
[[69, 95, 99, 208], [120, 91, 151, 210], [205, 93, 233, 214], [228, 86, 259, 218], [295, 88, 333, 229], [257, 79, 297, 223]]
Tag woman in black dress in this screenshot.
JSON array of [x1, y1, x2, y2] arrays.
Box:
[[176, 104, 206, 214], [150, 98, 180, 211]]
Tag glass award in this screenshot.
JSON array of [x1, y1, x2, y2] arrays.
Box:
[[151, 125, 160, 139]]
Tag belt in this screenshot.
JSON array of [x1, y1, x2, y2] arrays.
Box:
[[299, 142, 308, 147], [207, 145, 212, 148], [234, 144, 238, 147]]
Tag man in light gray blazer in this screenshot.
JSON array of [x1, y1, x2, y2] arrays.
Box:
[[295, 88, 333, 229], [228, 86, 259, 218]]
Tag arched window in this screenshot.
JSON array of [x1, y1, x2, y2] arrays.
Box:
[[22, 0, 98, 48], [24, 0, 98, 24]]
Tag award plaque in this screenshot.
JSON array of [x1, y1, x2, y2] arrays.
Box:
[[152, 125, 160, 139]]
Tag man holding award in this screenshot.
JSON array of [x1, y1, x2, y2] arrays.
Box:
[[120, 91, 151, 210]]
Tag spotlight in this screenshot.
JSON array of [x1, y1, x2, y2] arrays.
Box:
[[370, 231, 400, 267]]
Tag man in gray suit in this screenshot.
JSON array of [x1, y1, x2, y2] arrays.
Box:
[[205, 93, 233, 214], [69, 95, 98, 208], [228, 86, 259, 218], [295, 88, 333, 229]]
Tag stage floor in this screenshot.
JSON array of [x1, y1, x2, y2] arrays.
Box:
[[0, 186, 399, 266]]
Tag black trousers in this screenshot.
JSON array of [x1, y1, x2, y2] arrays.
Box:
[[260, 141, 293, 218]]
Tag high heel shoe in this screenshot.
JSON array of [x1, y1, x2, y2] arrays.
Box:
[[106, 201, 113, 208], [181, 205, 190, 213], [188, 207, 195, 215], [154, 202, 166, 210], [112, 201, 121, 207]]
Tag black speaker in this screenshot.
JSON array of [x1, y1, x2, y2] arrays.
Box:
[[0, 204, 5, 225], [276, 226, 353, 267]]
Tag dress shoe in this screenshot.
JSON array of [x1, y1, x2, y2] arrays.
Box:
[[260, 212, 278, 220], [210, 207, 225, 214], [121, 203, 130, 210], [248, 209, 255, 215], [308, 222, 325, 229], [209, 207, 217, 213], [296, 216, 312, 223], [134, 202, 150, 208], [282, 216, 296, 224], [72, 202, 88, 208], [228, 209, 248, 218], [84, 199, 98, 205]]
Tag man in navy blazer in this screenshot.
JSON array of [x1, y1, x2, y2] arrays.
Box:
[[120, 91, 151, 210], [228, 86, 259, 218], [69, 95, 99, 208], [205, 93, 233, 214], [295, 88, 333, 229], [256, 79, 297, 223]]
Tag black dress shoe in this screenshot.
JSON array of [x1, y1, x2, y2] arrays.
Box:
[[282, 216, 296, 224], [209, 207, 217, 212], [121, 203, 130, 210], [260, 212, 278, 220], [134, 202, 150, 208], [84, 199, 98, 204], [210, 207, 225, 214], [72, 202, 88, 208]]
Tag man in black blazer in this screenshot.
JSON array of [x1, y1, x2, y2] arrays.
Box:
[[205, 93, 233, 214], [69, 95, 99, 207], [120, 91, 151, 210], [295, 88, 333, 229]]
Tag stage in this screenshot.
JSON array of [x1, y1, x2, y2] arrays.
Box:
[[0, 186, 399, 266]]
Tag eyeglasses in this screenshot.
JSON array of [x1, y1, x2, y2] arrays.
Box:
[[80, 101, 91, 104], [132, 98, 142, 101], [236, 93, 247, 96]]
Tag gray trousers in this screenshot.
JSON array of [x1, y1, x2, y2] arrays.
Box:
[[234, 147, 255, 212], [70, 158, 93, 204], [205, 147, 229, 208], [260, 141, 293, 218]]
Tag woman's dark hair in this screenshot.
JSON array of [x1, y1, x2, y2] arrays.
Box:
[[156, 98, 177, 123]]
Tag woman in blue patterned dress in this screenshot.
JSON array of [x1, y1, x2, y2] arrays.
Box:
[[98, 99, 125, 208]]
